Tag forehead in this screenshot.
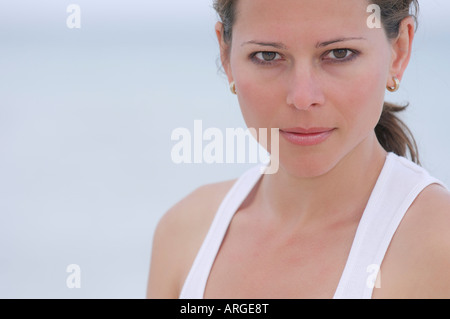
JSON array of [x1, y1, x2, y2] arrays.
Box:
[[233, 0, 374, 44]]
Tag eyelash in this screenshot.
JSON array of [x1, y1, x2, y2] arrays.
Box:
[[250, 49, 360, 66]]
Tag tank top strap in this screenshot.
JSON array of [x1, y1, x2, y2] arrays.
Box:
[[333, 153, 447, 299], [179, 164, 265, 299]]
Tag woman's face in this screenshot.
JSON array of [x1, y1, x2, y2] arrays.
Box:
[[221, 0, 398, 177]]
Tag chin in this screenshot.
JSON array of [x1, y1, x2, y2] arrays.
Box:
[[278, 150, 341, 179]]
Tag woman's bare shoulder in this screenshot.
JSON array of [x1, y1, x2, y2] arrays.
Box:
[[407, 183, 450, 252], [375, 183, 450, 298], [157, 178, 238, 248], [166, 179, 237, 227], [146, 178, 237, 299]]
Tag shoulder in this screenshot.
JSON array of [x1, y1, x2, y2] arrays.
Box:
[[375, 183, 450, 298], [146, 178, 237, 299]]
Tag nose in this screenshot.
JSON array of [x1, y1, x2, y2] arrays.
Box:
[[286, 65, 325, 111]]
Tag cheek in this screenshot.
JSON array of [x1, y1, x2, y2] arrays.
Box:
[[334, 64, 387, 135], [233, 69, 279, 130]]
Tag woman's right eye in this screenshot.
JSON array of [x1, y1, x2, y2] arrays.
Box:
[[251, 51, 282, 65]]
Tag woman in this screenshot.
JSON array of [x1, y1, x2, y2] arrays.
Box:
[[147, 0, 450, 299]]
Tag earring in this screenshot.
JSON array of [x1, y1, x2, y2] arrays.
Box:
[[387, 76, 400, 92], [230, 81, 237, 95]]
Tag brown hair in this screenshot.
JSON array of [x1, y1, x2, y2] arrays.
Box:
[[213, 0, 421, 164]]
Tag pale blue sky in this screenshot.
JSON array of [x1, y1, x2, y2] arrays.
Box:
[[0, 0, 449, 30]]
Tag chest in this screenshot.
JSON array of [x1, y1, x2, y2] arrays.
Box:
[[204, 215, 358, 299]]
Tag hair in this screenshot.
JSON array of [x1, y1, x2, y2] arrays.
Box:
[[213, 0, 421, 164]]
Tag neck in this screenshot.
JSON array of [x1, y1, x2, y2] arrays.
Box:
[[257, 136, 387, 227]]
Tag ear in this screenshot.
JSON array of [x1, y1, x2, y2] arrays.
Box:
[[215, 21, 234, 83], [388, 16, 415, 85]]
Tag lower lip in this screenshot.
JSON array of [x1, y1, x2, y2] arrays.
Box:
[[280, 129, 335, 146]]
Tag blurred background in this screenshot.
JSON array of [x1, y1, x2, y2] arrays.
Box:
[[0, 0, 449, 298]]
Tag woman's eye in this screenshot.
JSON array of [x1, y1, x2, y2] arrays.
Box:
[[253, 51, 281, 63], [326, 49, 355, 61]]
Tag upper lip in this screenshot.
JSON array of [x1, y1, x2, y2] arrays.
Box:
[[281, 127, 335, 134]]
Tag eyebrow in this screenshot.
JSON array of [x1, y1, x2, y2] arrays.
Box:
[[241, 40, 287, 49], [316, 37, 367, 48]]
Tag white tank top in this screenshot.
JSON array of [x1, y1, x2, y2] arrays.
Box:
[[179, 153, 446, 299]]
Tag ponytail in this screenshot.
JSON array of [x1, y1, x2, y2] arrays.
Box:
[[375, 102, 420, 165]]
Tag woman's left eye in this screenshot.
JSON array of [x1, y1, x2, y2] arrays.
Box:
[[324, 49, 357, 62]]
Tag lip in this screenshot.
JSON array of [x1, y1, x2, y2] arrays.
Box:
[[280, 127, 336, 146]]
